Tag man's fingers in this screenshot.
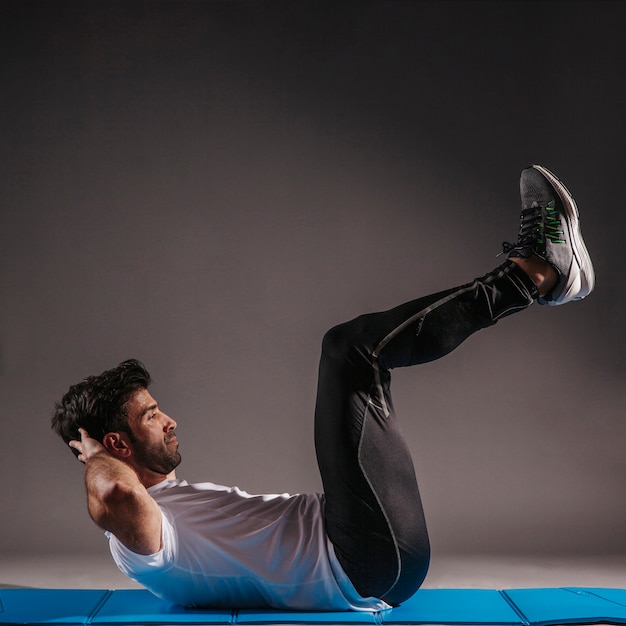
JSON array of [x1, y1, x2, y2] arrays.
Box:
[[70, 433, 89, 458], [70, 428, 106, 464], [72, 428, 90, 449], [69, 439, 86, 463]]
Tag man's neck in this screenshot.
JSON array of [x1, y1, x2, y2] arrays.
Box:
[[138, 469, 177, 490]]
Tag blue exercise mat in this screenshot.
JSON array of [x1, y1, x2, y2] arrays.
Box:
[[2, 587, 626, 625]]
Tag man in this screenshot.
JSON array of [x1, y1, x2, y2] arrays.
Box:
[[52, 165, 594, 611]]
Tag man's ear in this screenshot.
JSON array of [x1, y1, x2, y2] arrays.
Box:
[[102, 432, 133, 459]]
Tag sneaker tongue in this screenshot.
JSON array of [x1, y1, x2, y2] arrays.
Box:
[[521, 188, 544, 210], [520, 168, 554, 211]]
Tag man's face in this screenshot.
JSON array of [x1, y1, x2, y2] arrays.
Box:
[[124, 388, 182, 475]]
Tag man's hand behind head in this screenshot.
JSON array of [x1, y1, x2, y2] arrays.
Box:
[[69, 428, 107, 464]]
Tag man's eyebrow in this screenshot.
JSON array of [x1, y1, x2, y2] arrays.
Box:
[[138, 403, 158, 418]]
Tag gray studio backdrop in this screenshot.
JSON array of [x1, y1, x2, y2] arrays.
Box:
[[1, 1, 625, 567]]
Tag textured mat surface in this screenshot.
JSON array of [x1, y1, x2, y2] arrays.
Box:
[[1, 587, 626, 625]]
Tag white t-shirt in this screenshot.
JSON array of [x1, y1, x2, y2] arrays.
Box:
[[107, 479, 389, 611]]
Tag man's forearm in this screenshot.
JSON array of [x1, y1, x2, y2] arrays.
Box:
[[85, 451, 141, 504], [83, 450, 145, 528]]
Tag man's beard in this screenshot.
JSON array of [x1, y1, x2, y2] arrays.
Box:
[[132, 433, 182, 475]]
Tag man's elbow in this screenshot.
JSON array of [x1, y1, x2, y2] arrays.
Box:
[[89, 481, 162, 555], [88, 480, 142, 528]]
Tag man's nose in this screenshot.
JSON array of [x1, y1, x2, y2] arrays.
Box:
[[163, 413, 177, 431]]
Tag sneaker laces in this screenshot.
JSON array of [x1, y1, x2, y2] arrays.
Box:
[[501, 204, 543, 256]]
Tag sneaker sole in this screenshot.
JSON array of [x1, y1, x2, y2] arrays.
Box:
[[532, 164, 595, 305]]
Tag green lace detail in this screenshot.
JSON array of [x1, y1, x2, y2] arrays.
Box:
[[538, 200, 565, 244]]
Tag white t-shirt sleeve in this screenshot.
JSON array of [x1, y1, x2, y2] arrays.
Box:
[[106, 508, 174, 578]]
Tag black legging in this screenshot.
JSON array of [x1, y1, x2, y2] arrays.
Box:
[[314, 261, 538, 606]]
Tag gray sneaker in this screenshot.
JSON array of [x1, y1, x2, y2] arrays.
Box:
[[503, 164, 595, 306]]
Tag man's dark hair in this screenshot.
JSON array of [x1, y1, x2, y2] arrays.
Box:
[[52, 359, 152, 457]]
